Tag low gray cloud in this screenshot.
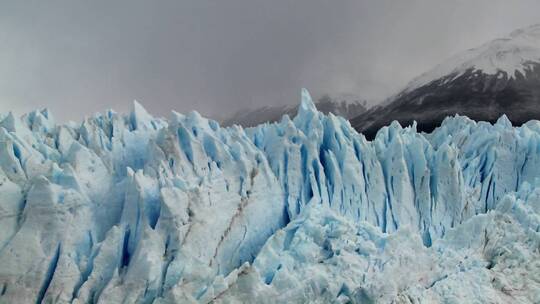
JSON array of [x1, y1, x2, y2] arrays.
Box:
[[1, 0, 539, 121]]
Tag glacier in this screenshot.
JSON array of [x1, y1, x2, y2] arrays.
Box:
[[0, 89, 539, 303]]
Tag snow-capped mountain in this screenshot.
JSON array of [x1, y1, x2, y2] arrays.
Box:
[[352, 24, 540, 139], [1, 90, 539, 303], [221, 94, 366, 127]]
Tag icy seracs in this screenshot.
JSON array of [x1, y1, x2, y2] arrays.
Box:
[[0, 90, 539, 303]]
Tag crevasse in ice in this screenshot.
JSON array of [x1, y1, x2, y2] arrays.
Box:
[[0, 90, 538, 303]]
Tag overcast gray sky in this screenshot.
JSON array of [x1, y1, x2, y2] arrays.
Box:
[[1, 0, 539, 121]]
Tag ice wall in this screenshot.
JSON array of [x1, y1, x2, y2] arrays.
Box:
[[0, 90, 539, 303]]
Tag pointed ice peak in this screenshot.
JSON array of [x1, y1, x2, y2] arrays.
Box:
[[299, 88, 317, 114], [408, 121, 418, 133], [38, 109, 55, 127], [295, 89, 317, 119], [21, 109, 56, 133], [132, 100, 151, 118], [293, 89, 321, 132], [130, 100, 154, 130], [495, 114, 512, 128], [1, 112, 24, 133], [389, 120, 403, 130], [40, 108, 53, 120]]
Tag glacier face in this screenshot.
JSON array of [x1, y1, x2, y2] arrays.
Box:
[[0, 89, 539, 303]]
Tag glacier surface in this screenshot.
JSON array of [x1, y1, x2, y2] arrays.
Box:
[[0, 89, 539, 303]]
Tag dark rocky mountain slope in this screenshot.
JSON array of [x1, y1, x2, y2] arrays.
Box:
[[352, 24, 540, 139]]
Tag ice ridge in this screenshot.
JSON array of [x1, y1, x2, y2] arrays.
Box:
[[0, 92, 539, 303]]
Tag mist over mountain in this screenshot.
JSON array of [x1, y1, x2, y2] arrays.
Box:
[[352, 24, 540, 139]]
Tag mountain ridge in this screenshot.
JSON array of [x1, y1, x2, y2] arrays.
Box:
[[352, 24, 540, 139]]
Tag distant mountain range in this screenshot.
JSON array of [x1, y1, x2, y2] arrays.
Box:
[[351, 23, 540, 139], [221, 94, 367, 127]]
